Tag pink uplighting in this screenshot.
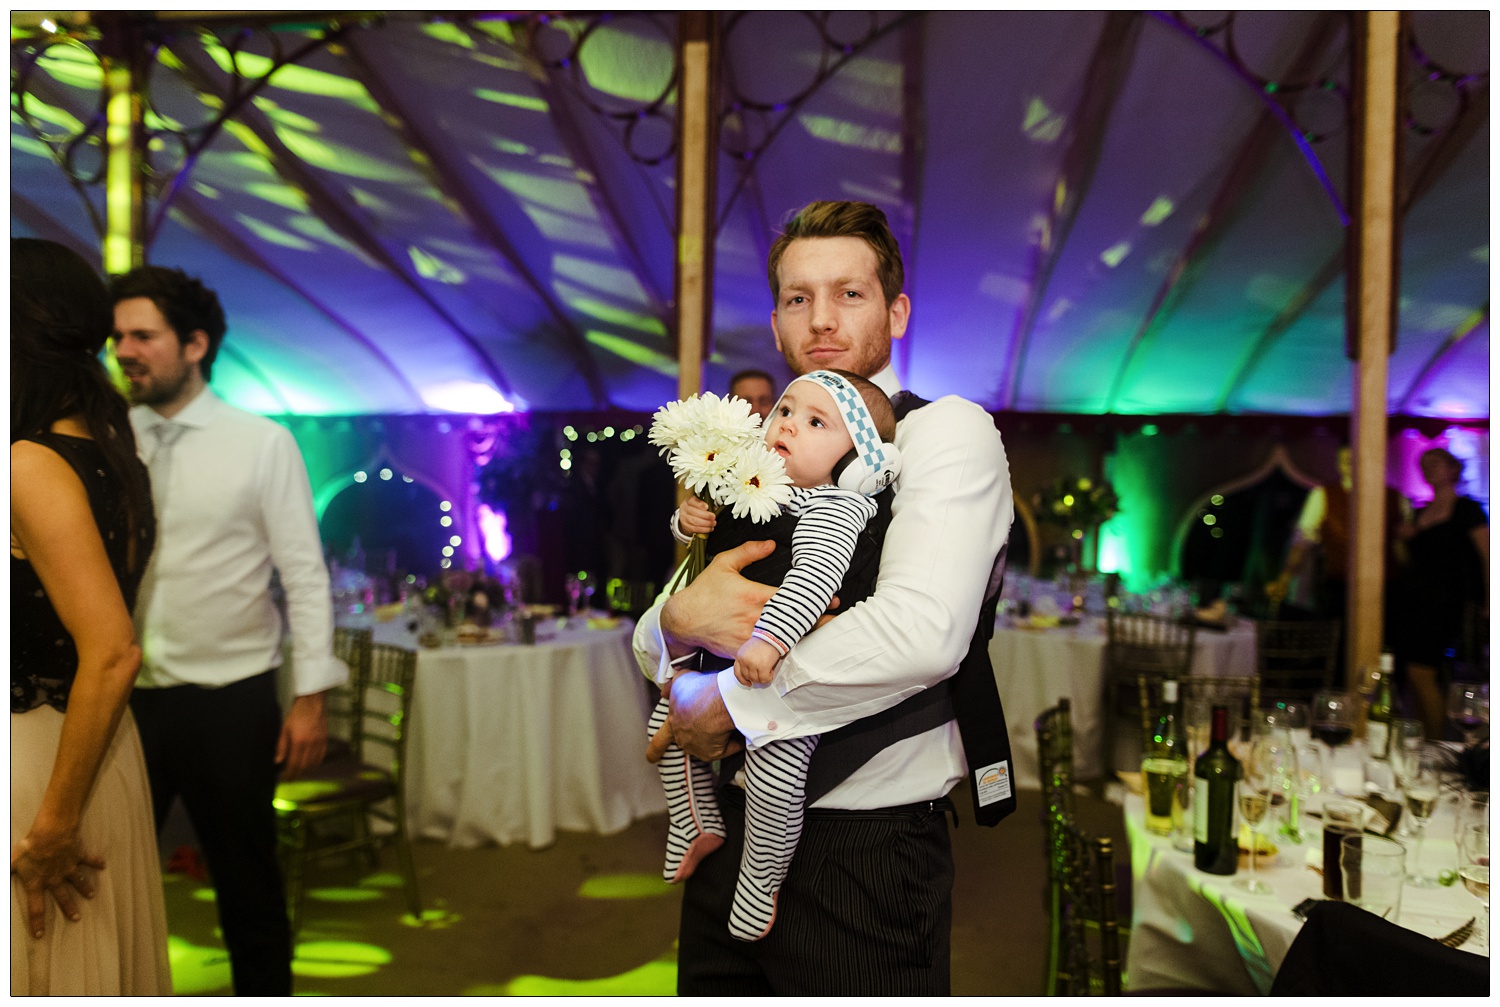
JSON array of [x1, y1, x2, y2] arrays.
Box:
[[476, 503, 512, 564]]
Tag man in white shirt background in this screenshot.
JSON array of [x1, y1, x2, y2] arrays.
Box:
[[110, 267, 344, 996], [637, 201, 1015, 994]]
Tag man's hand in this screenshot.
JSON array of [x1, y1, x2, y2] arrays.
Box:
[[277, 691, 329, 781], [661, 539, 779, 659], [647, 671, 742, 763]]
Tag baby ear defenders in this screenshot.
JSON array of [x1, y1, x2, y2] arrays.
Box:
[[791, 370, 902, 497]]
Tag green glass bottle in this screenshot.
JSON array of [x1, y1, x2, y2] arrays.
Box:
[[1142, 679, 1189, 837], [1366, 652, 1395, 759], [1193, 705, 1240, 875]]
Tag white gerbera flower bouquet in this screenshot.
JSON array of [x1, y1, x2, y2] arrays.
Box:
[[649, 391, 793, 592]]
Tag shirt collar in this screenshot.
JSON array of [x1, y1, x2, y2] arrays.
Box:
[[868, 364, 902, 399], [140, 385, 218, 433]]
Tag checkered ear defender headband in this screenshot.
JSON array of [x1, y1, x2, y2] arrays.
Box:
[[778, 370, 902, 496]]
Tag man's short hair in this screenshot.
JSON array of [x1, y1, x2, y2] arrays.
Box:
[[829, 368, 896, 443], [729, 368, 775, 391], [767, 201, 905, 308], [110, 266, 228, 381]]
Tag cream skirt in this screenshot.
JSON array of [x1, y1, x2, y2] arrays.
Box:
[[11, 705, 172, 995]]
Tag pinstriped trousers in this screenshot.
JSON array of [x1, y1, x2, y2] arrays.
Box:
[[677, 784, 955, 995]]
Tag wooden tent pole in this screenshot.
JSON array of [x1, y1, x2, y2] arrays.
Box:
[[1345, 11, 1402, 686], [673, 11, 719, 403], [97, 12, 148, 273]]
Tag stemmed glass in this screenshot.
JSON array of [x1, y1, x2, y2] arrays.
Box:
[[1447, 682, 1490, 746], [1235, 735, 1287, 894], [1313, 690, 1358, 794], [1458, 822, 1490, 947], [1400, 745, 1445, 887]]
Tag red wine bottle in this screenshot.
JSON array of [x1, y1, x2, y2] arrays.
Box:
[[1193, 705, 1240, 875]]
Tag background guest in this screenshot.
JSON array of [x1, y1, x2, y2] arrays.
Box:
[[110, 265, 344, 995], [728, 368, 778, 423], [10, 238, 171, 995], [1393, 447, 1489, 738]]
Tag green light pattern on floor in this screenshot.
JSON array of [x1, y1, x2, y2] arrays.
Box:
[[307, 886, 385, 902], [464, 954, 677, 996], [291, 940, 393, 980], [167, 935, 233, 995], [576, 872, 675, 900]]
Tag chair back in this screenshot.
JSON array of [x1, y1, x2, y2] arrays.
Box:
[[328, 626, 373, 750], [1256, 619, 1339, 706], [1104, 612, 1196, 771], [1182, 675, 1261, 749], [1036, 698, 1123, 996], [357, 643, 419, 775]]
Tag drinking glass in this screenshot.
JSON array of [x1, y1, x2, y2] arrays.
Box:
[[1235, 737, 1281, 894], [1447, 682, 1490, 746], [1314, 690, 1359, 794], [1401, 745, 1445, 887], [1458, 822, 1489, 947], [1341, 834, 1407, 922]]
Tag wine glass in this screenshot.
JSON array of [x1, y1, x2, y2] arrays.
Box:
[[1313, 690, 1359, 794], [1235, 736, 1284, 894], [1458, 822, 1490, 947], [1401, 744, 1445, 888], [1447, 682, 1489, 746]]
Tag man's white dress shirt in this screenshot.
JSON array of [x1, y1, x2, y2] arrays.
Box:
[[634, 365, 1014, 809], [131, 388, 344, 696]]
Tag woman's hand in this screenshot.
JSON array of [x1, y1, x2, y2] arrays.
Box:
[[11, 828, 105, 939]]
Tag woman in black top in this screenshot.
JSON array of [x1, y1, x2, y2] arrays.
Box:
[[1394, 447, 1489, 739], [10, 239, 170, 993]]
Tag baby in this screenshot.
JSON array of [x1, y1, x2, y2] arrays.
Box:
[[648, 368, 900, 942]]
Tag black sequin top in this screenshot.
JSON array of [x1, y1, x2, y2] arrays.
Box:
[[11, 433, 155, 713]]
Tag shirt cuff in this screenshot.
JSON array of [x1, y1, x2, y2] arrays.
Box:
[[291, 654, 349, 696], [717, 668, 803, 749]]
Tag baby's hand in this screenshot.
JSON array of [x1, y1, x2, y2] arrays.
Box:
[[678, 496, 718, 536], [733, 636, 782, 687]]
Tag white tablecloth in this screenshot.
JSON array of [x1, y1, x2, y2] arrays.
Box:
[[371, 620, 666, 850], [1121, 791, 1486, 993], [992, 616, 1258, 788]]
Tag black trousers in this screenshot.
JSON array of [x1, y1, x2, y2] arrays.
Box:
[[130, 671, 293, 996], [677, 784, 954, 995]]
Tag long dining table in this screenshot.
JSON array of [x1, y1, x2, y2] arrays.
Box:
[[1120, 786, 1488, 993], [370, 617, 666, 850], [991, 614, 1259, 788]]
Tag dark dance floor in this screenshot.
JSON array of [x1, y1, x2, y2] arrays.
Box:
[[159, 782, 1128, 996]]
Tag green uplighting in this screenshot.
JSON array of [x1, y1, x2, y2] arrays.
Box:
[[1022, 96, 1066, 142], [1202, 514, 1217, 526], [1099, 241, 1132, 269], [561, 290, 667, 337], [409, 246, 467, 284], [577, 23, 674, 103], [797, 114, 902, 154], [1210, 494, 1224, 506], [422, 21, 476, 48], [1139, 196, 1176, 226], [201, 42, 379, 111], [191, 887, 217, 902], [11, 134, 50, 158], [37, 44, 103, 88], [246, 181, 310, 211], [276, 128, 415, 183], [167, 934, 233, 995], [235, 213, 319, 252], [470, 954, 677, 996], [291, 940, 392, 980], [585, 330, 679, 376], [1140, 424, 1159, 436], [252, 96, 323, 133], [15, 93, 82, 132], [307, 887, 385, 903], [576, 872, 675, 900], [474, 88, 549, 113]]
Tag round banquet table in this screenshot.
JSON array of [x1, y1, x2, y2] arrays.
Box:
[[1121, 787, 1488, 993], [990, 615, 1259, 788], [371, 619, 666, 850]]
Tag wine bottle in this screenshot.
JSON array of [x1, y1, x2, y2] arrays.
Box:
[[1143, 679, 1189, 837], [1366, 652, 1395, 759], [1193, 704, 1240, 875]]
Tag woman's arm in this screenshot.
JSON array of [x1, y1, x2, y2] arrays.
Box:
[[10, 441, 144, 939]]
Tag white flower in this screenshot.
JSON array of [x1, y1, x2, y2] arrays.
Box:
[[720, 443, 793, 523], [668, 432, 740, 497]]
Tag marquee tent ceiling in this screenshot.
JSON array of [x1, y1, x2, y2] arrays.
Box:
[[10, 10, 1490, 419]]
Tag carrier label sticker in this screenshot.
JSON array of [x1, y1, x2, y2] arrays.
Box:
[[974, 760, 1013, 806]]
